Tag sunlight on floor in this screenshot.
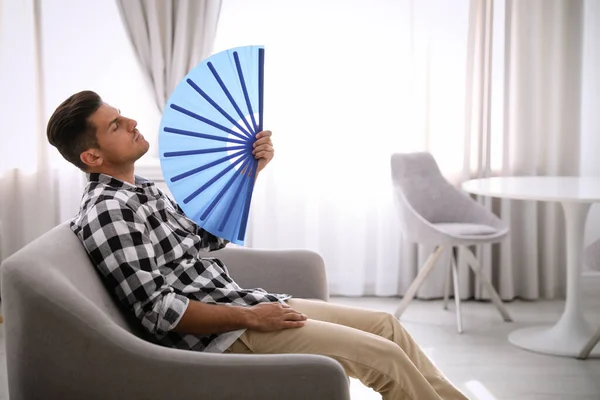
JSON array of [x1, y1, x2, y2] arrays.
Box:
[[465, 380, 498, 400], [349, 378, 380, 399], [349, 376, 498, 400], [422, 347, 435, 359]]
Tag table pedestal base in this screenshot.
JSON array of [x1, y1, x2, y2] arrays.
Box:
[[508, 314, 599, 357]]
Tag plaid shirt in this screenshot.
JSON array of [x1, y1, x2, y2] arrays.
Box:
[[71, 173, 290, 353]]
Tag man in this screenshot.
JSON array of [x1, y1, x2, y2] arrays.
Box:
[[47, 90, 469, 400]]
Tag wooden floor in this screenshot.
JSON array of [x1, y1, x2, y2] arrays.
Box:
[[1, 284, 599, 400]]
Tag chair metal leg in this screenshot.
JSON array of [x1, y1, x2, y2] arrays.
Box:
[[577, 328, 600, 360], [443, 256, 451, 310], [461, 246, 513, 322], [395, 246, 445, 318], [451, 248, 462, 333]]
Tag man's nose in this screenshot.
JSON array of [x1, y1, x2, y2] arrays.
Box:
[[128, 118, 138, 131]]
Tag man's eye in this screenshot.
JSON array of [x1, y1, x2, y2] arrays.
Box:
[[113, 123, 119, 130]]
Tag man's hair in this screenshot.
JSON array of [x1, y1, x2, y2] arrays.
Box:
[[47, 90, 103, 170]]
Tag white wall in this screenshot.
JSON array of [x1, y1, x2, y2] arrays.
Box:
[[40, 0, 161, 163]]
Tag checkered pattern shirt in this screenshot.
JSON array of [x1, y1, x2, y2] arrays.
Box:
[[71, 173, 290, 353]]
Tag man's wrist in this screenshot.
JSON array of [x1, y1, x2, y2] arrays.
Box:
[[242, 306, 257, 329]]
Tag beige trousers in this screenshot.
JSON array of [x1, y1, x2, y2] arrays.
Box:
[[225, 299, 469, 400]]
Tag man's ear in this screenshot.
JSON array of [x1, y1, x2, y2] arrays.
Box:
[[80, 148, 103, 169]]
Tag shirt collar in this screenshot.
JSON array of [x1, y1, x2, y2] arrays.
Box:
[[87, 172, 155, 190]]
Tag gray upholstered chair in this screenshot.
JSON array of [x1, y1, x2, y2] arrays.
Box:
[[578, 239, 600, 360], [1, 222, 350, 400], [390, 152, 512, 333]]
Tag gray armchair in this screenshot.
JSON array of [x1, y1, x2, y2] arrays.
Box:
[[1, 222, 350, 400]]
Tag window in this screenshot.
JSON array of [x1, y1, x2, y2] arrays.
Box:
[[41, 0, 161, 166]]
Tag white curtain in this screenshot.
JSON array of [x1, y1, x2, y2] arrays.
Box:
[[116, 0, 223, 112], [215, 0, 595, 299], [581, 0, 600, 252], [0, 0, 227, 286], [214, 0, 470, 297], [0, 0, 86, 289], [461, 0, 585, 300]]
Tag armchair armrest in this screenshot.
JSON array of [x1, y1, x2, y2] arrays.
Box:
[[207, 247, 329, 301]]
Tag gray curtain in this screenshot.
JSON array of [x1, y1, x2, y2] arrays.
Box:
[[116, 0, 222, 111]]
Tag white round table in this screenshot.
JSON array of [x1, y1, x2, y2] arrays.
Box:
[[462, 176, 600, 357]]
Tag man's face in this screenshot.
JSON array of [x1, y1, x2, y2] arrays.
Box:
[[87, 103, 149, 167]]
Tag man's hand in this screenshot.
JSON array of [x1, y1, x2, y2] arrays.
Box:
[[247, 302, 307, 332], [253, 130, 274, 176]]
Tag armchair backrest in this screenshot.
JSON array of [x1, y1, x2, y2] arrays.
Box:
[[390, 152, 505, 243], [390, 152, 460, 224], [2, 222, 146, 338]]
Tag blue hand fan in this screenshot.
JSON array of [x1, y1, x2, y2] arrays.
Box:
[[159, 45, 265, 246]]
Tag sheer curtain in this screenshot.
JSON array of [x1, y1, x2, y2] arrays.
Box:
[[462, 0, 586, 300], [0, 0, 86, 291], [0, 0, 225, 269], [0, 0, 226, 276], [214, 0, 470, 297], [1, 0, 594, 301], [214, 0, 594, 299], [581, 0, 600, 252]]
